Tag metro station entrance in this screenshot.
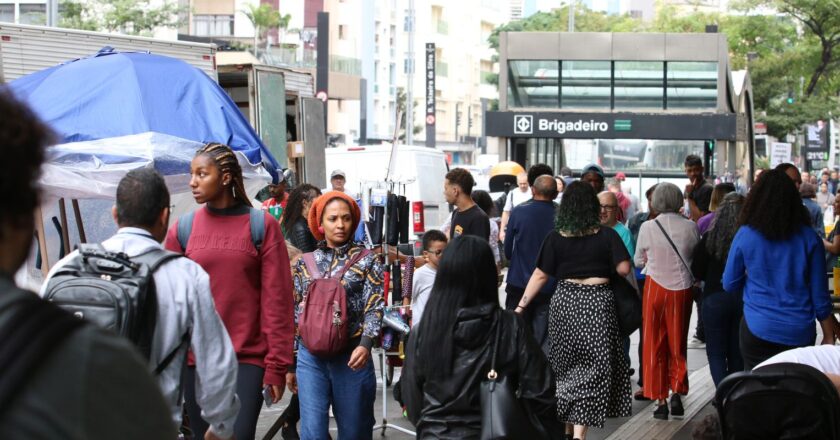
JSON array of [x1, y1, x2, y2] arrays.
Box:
[[487, 31, 755, 190]]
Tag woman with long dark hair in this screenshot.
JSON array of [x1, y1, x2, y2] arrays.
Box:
[[692, 193, 745, 386], [403, 235, 558, 438], [723, 169, 837, 370], [519, 181, 632, 440], [165, 142, 294, 440], [281, 183, 322, 252]]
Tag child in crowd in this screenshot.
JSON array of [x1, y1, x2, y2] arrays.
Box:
[[411, 230, 448, 328]]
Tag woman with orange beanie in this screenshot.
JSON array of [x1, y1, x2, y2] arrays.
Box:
[[289, 191, 385, 439]]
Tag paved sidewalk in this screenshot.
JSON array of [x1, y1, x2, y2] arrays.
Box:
[[256, 284, 714, 440]]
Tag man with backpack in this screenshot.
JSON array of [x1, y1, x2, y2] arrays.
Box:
[[42, 168, 240, 440], [0, 90, 175, 438]]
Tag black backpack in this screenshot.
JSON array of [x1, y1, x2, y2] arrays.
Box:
[[43, 244, 186, 374]]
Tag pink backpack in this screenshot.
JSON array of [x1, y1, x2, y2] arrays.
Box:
[[300, 249, 370, 357]]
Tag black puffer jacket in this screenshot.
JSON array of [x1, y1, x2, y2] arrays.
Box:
[[287, 217, 318, 253], [403, 303, 560, 439]]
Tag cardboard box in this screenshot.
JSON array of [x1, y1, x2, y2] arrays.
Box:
[[287, 141, 305, 158]]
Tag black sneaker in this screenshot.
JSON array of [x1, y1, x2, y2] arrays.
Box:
[[653, 403, 669, 420], [670, 394, 684, 417]]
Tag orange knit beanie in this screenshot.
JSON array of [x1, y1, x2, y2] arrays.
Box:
[[308, 191, 361, 242]]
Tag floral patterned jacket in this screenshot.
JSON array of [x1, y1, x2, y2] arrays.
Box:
[[292, 241, 385, 351]]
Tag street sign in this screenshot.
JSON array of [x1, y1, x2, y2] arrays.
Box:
[[769, 142, 792, 169], [426, 114, 435, 125], [425, 43, 436, 148], [614, 119, 632, 132], [754, 122, 767, 135], [316, 90, 328, 102]]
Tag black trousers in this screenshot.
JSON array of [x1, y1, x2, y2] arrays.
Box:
[[739, 319, 812, 371], [184, 363, 265, 440], [505, 284, 550, 355]]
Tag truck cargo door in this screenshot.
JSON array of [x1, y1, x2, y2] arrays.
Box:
[[253, 66, 287, 168], [301, 97, 327, 188]]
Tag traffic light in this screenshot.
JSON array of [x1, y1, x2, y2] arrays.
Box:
[[786, 91, 795, 105], [705, 140, 715, 152]]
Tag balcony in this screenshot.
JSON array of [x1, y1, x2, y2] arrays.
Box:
[[262, 48, 362, 77], [330, 54, 362, 76]]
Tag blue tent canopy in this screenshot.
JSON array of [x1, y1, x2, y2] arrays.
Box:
[[8, 47, 280, 181]]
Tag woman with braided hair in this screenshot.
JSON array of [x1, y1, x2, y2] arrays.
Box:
[[165, 142, 295, 440]]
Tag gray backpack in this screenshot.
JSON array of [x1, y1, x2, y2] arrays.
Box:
[[175, 207, 266, 252], [43, 244, 186, 374]]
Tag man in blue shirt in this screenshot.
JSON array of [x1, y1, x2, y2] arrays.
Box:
[[504, 175, 558, 354], [801, 183, 826, 239]]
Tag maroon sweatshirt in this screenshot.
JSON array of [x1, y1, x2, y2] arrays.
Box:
[[165, 205, 294, 386]]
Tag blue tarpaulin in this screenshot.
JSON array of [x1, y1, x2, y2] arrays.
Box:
[[7, 47, 280, 180]]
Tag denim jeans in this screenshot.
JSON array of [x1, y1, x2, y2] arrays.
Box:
[[297, 345, 376, 440], [701, 291, 743, 386]]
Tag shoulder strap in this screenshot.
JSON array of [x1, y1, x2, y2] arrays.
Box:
[[654, 219, 695, 283], [0, 296, 85, 416], [133, 247, 182, 273], [153, 330, 190, 376], [302, 252, 322, 279], [487, 310, 503, 380], [335, 248, 371, 279], [250, 208, 266, 252], [176, 211, 196, 253]]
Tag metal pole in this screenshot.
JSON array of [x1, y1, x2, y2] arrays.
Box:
[[405, 0, 415, 146], [568, 0, 575, 32]]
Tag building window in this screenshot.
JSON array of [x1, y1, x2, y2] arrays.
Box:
[[19, 3, 46, 25], [562, 60, 611, 109], [666, 61, 717, 109], [507, 60, 558, 108], [0, 4, 14, 23], [614, 61, 664, 110], [193, 15, 233, 36], [338, 25, 347, 40]]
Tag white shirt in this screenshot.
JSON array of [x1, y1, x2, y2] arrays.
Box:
[[411, 265, 437, 328], [503, 189, 533, 212], [42, 228, 240, 439], [634, 213, 700, 290], [757, 346, 840, 375]]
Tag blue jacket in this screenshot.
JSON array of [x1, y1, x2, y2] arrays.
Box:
[[504, 199, 557, 295], [723, 225, 831, 346]]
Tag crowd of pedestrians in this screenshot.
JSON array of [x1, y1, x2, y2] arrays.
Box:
[[4, 85, 840, 440]]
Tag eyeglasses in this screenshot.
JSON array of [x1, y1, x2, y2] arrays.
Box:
[[600, 205, 617, 211], [425, 249, 444, 256]]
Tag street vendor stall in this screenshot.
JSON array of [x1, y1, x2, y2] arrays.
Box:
[[6, 48, 283, 287]]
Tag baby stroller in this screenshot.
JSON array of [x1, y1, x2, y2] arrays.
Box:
[[714, 362, 840, 440]]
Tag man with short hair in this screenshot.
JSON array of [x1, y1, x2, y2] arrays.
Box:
[[499, 172, 532, 242], [801, 182, 826, 239], [581, 163, 606, 193], [599, 191, 634, 257], [444, 168, 490, 240], [411, 230, 448, 328], [261, 174, 288, 219], [0, 91, 175, 438], [503, 175, 558, 353], [43, 169, 240, 440], [684, 155, 714, 222]]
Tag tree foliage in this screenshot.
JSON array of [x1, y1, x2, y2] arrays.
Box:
[[59, 0, 184, 36], [241, 3, 291, 52], [488, 2, 840, 139]]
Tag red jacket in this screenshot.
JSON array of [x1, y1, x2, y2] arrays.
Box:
[[165, 205, 294, 386]]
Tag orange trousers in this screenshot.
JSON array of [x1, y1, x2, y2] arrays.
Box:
[[641, 276, 693, 401]]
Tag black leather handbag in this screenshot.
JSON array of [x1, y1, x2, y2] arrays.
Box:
[[479, 311, 547, 440], [610, 273, 642, 337]]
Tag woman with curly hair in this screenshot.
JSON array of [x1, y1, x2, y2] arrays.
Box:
[[519, 181, 632, 440], [723, 169, 837, 370], [692, 192, 745, 386], [634, 182, 700, 419]]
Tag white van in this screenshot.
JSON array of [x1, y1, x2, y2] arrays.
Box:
[[324, 144, 450, 239]]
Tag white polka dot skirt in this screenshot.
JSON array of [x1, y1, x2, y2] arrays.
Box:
[[549, 280, 632, 428]]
